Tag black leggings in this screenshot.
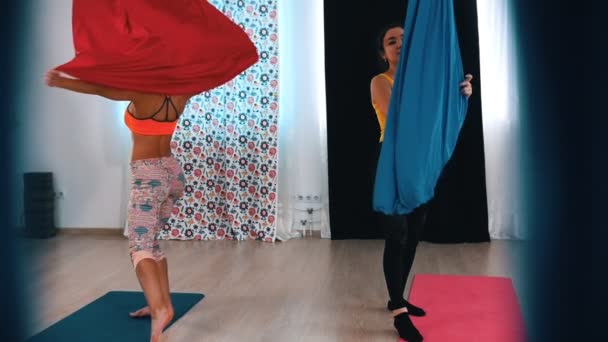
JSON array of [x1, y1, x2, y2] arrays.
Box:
[[374, 142, 429, 308], [380, 206, 428, 309]]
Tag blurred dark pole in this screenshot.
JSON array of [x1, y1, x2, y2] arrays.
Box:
[[512, 0, 602, 340], [1, 0, 32, 341]]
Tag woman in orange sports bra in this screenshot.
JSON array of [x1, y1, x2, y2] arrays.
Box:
[[43, 1, 257, 340]]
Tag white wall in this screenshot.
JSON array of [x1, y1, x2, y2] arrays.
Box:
[[16, 0, 132, 229]]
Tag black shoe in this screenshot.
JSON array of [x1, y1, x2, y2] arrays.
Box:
[[387, 300, 426, 317], [394, 312, 423, 341]]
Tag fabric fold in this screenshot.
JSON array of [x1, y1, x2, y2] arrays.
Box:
[[373, 0, 469, 215], [55, 0, 259, 95]]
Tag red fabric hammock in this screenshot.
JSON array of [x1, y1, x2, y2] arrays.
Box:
[[55, 0, 259, 95]]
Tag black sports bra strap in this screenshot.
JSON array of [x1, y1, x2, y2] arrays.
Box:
[[128, 96, 180, 122], [164, 96, 179, 122], [145, 97, 168, 119]]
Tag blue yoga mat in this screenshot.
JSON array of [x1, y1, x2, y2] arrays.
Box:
[[26, 291, 204, 342]]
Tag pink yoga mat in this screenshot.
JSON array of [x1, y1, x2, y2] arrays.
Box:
[[401, 274, 527, 342]]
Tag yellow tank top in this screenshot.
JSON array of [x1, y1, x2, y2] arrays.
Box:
[[371, 73, 394, 142]]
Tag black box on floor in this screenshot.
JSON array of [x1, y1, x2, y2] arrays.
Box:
[[23, 172, 57, 239]]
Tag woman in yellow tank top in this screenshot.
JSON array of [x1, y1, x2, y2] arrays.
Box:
[[371, 73, 394, 142], [369, 23, 473, 341]]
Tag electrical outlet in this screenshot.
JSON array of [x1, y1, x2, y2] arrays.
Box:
[[295, 193, 322, 203]]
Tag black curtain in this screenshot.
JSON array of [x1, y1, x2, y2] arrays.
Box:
[[324, 0, 489, 242]]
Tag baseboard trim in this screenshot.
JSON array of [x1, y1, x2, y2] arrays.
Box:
[[58, 228, 125, 236], [295, 230, 322, 239]]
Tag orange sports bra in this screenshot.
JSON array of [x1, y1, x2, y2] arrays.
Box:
[[371, 73, 394, 142], [124, 96, 180, 136]]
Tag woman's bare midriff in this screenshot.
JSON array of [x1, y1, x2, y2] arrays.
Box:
[[131, 134, 173, 161], [128, 94, 192, 161]]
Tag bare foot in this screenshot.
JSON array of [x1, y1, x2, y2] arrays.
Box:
[[150, 308, 174, 342], [130, 306, 151, 318], [130, 303, 174, 319]]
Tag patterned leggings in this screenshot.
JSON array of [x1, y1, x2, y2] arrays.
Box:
[[127, 156, 185, 268]]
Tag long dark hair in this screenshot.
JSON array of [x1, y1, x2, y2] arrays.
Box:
[[376, 22, 403, 70]]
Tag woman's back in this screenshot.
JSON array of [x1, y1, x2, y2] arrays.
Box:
[[127, 94, 194, 161]]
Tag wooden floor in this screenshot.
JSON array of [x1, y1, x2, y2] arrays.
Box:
[[20, 233, 525, 342]]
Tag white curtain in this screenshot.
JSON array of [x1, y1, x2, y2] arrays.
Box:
[[477, 0, 525, 239], [276, 0, 330, 240]]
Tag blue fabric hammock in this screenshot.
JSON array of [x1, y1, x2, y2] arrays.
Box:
[[373, 0, 469, 215]]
